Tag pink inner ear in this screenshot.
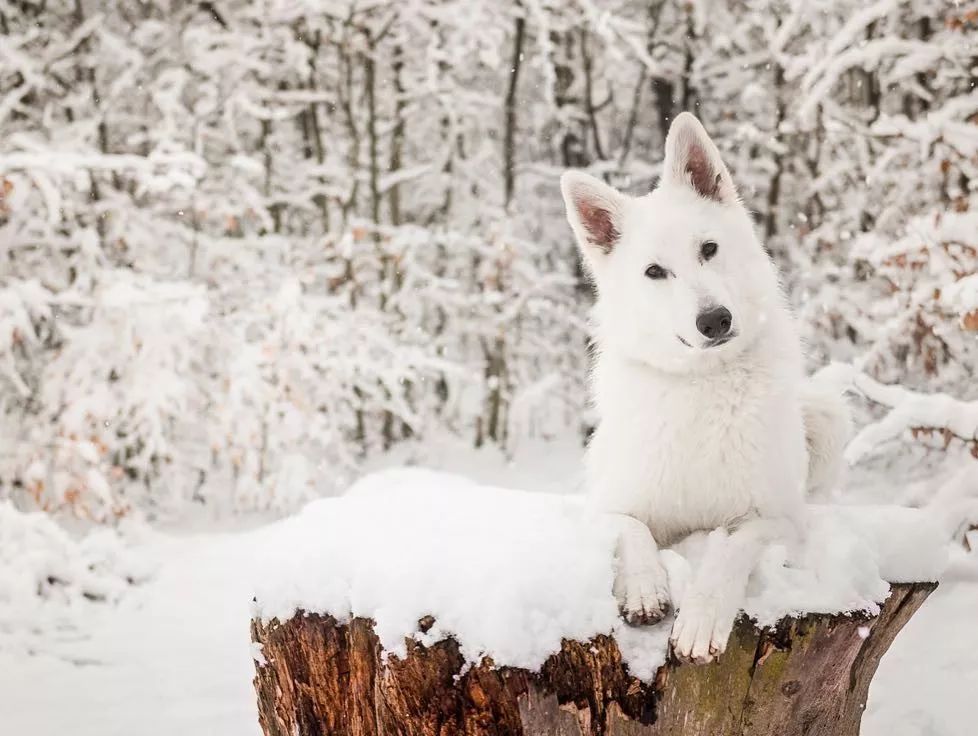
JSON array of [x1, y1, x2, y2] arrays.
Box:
[[686, 143, 721, 201], [579, 201, 619, 252]]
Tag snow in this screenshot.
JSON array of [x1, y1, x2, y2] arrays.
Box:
[[0, 460, 978, 736], [248, 468, 947, 682], [811, 362, 978, 468], [252, 469, 625, 671], [864, 548, 978, 736], [940, 273, 978, 322], [0, 503, 154, 655], [0, 528, 268, 736], [2, 522, 971, 736], [0, 448, 974, 736], [846, 370, 978, 466]]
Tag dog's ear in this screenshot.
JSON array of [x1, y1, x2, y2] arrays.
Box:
[[560, 171, 627, 260], [662, 112, 737, 204]]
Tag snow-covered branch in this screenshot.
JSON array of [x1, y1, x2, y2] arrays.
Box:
[[820, 364, 978, 465]]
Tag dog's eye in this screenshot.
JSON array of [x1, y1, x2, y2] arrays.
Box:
[[700, 240, 718, 261], [645, 264, 668, 280]]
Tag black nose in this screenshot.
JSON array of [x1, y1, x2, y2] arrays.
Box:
[[695, 306, 732, 339]]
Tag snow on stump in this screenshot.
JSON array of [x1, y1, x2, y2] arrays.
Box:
[[248, 471, 945, 736]]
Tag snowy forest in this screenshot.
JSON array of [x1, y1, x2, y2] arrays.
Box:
[[1, 1, 978, 734], [2, 0, 977, 518]]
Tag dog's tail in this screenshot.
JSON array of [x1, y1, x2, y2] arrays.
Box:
[[801, 376, 852, 499]]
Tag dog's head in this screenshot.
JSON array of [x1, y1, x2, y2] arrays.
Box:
[[561, 112, 781, 373]]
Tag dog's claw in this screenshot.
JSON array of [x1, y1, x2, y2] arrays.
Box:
[[616, 568, 672, 627], [614, 559, 672, 627], [621, 598, 671, 626]]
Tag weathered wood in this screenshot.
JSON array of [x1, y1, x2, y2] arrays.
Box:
[[251, 583, 934, 736]]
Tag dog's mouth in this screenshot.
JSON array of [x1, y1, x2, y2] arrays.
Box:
[[676, 333, 737, 349], [705, 333, 737, 349]]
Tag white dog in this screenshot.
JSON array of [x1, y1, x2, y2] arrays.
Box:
[[560, 112, 849, 663]]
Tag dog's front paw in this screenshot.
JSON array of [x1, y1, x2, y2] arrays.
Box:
[[614, 557, 672, 626], [669, 594, 735, 664]]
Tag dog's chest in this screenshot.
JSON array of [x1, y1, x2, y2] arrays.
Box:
[[648, 380, 762, 523], [588, 360, 803, 543]]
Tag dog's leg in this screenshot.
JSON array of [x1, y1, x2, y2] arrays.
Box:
[[670, 518, 788, 663], [608, 513, 672, 625]]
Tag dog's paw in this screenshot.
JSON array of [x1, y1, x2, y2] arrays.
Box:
[[669, 594, 735, 664], [614, 558, 672, 626]]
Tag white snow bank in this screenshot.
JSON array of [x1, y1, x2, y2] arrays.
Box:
[[0, 503, 154, 651], [251, 469, 949, 681]]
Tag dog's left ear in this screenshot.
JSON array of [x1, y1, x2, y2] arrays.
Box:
[[662, 112, 737, 205]]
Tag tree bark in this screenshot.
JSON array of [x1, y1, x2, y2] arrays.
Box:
[[251, 582, 934, 736]]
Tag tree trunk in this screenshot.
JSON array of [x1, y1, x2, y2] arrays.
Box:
[[251, 582, 933, 736]]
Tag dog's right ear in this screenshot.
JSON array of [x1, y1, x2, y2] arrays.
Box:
[[560, 171, 627, 262]]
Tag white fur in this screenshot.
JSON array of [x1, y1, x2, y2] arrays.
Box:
[[801, 378, 852, 499], [561, 113, 849, 662]]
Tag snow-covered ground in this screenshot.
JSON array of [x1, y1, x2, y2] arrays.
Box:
[[1, 441, 976, 735], [0, 528, 267, 736]]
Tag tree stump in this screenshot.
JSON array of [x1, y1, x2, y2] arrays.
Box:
[[251, 582, 934, 736]]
